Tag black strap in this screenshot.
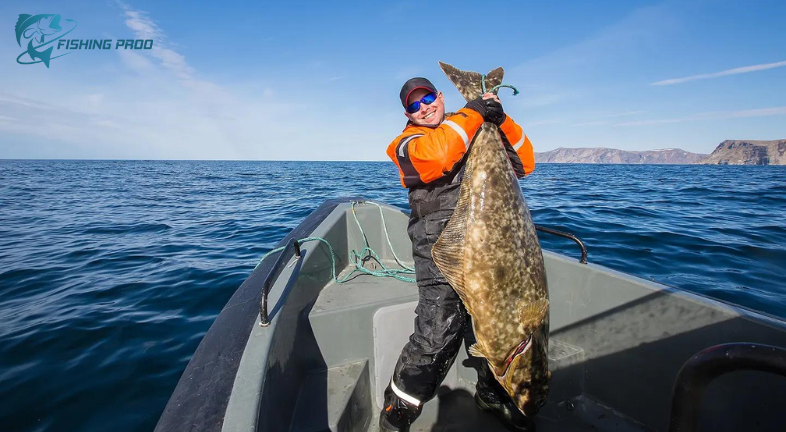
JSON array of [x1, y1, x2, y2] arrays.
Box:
[[499, 130, 526, 178], [396, 134, 424, 188]]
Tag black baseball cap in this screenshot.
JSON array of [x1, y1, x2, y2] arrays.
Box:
[[399, 77, 437, 108]]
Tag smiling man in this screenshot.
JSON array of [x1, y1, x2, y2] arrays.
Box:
[[381, 77, 536, 432]]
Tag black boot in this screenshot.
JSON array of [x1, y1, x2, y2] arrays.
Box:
[[379, 384, 422, 432], [475, 389, 536, 432]]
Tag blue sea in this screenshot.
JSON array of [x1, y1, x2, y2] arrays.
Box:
[[1, 160, 785, 432]]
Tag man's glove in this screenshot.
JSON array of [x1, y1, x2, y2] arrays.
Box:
[[484, 98, 506, 126], [464, 98, 487, 117]]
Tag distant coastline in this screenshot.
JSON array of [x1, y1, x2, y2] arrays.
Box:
[[535, 147, 707, 164], [535, 139, 786, 165]]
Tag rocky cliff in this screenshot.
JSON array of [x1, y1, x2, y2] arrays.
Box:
[[701, 140, 786, 165], [535, 147, 708, 164]]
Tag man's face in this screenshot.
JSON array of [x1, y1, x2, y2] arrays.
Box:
[[405, 89, 444, 127]]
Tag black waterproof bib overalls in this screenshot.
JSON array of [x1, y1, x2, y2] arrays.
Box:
[[381, 158, 511, 428]]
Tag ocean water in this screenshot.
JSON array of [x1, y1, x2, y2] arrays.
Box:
[[1, 160, 784, 432]]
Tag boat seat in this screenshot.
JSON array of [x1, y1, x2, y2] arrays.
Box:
[[308, 272, 418, 371]]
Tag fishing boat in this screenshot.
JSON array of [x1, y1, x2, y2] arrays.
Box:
[[155, 198, 786, 432]]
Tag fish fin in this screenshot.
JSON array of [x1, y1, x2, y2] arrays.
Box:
[[520, 298, 549, 334], [431, 158, 476, 303], [468, 343, 486, 359], [431, 206, 467, 301], [16, 14, 32, 27], [15, 14, 33, 46]]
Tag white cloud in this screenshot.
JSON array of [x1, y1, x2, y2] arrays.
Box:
[[570, 111, 644, 127], [572, 121, 607, 127], [512, 92, 572, 109], [616, 106, 786, 126], [615, 118, 683, 127], [0, 4, 392, 161], [527, 119, 562, 127], [598, 111, 644, 118], [651, 60, 786, 86], [118, 2, 213, 93], [0, 94, 57, 111], [509, 4, 679, 80]]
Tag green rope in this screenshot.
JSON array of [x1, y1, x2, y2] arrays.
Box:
[[254, 201, 416, 284], [481, 74, 520, 96], [351, 201, 415, 273]]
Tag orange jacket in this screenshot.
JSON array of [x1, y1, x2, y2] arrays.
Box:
[[387, 110, 535, 188]]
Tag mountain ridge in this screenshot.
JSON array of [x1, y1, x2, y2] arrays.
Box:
[[701, 140, 786, 165], [535, 140, 786, 165], [535, 147, 707, 164]]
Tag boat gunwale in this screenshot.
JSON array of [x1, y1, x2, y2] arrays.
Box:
[[154, 197, 363, 432], [545, 250, 786, 331]]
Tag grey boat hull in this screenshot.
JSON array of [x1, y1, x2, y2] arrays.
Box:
[[156, 198, 786, 432]]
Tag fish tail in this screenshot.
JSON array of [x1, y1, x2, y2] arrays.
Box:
[[438, 62, 506, 101], [40, 47, 53, 68], [27, 39, 53, 68]]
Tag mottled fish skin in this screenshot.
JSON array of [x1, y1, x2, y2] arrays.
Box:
[[433, 62, 550, 417]]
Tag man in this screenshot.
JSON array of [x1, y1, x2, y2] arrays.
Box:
[[381, 77, 536, 432]]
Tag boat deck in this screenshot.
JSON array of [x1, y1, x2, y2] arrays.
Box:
[[375, 388, 597, 432], [307, 266, 649, 432], [371, 386, 647, 432]]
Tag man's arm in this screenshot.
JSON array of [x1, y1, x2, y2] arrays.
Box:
[[387, 107, 484, 187], [497, 115, 535, 178]]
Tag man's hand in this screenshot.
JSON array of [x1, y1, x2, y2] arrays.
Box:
[[481, 93, 500, 103], [464, 98, 487, 117], [482, 93, 505, 126]]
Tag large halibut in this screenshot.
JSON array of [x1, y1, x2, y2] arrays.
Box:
[[432, 62, 550, 417]]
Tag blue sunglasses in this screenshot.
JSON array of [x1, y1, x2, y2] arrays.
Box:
[[406, 92, 438, 114]]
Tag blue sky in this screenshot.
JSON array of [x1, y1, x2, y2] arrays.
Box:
[[0, 0, 784, 160]]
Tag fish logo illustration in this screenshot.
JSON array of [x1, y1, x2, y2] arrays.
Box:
[[15, 14, 78, 67]]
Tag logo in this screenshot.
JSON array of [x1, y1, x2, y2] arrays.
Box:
[[15, 14, 77, 68], [15, 13, 154, 68]]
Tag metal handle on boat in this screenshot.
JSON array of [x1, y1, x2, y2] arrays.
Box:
[[259, 238, 302, 327], [668, 342, 786, 432], [534, 225, 588, 264]]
